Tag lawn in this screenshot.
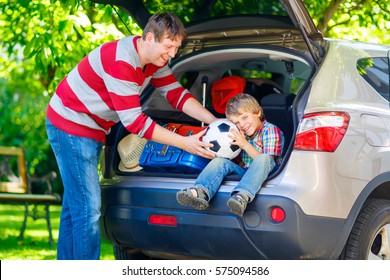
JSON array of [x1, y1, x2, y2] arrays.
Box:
[[0, 204, 115, 260]]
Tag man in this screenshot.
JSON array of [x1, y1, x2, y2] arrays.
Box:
[[46, 12, 216, 260]]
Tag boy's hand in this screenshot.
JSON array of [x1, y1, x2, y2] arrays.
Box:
[[228, 128, 249, 149], [229, 128, 262, 159]]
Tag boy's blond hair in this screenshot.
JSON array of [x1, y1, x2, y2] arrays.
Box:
[[225, 93, 265, 120]]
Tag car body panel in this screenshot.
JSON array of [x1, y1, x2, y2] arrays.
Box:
[[93, 0, 390, 259], [266, 40, 390, 218], [100, 178, 346, 259]]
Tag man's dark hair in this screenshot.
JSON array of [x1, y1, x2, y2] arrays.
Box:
[[142, 12, 187, 42]]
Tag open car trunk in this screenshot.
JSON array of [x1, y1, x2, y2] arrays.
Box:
[[94, 0, 323, 180], [102, 44, 315, 181]]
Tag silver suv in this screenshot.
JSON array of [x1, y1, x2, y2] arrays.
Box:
[[97, 0, 390, 259]]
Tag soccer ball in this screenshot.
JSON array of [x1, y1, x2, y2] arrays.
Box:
[[203, 119, 242, 159]]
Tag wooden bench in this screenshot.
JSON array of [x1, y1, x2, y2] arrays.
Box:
[[0, 146, 61, 245]]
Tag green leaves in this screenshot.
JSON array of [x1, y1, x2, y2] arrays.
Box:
[[0, 0, 139, 182], [303, 0, 390, 43]]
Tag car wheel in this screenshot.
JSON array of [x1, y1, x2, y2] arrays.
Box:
[[342, 199, 390, 260], [113, 244, 150, 260]]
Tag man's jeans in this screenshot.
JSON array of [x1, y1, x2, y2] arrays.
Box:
[[46, 118, 103, 260], [194, 154, 275, 202]]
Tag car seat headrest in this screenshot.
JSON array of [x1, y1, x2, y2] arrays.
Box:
[[261, 93, 296, 107]]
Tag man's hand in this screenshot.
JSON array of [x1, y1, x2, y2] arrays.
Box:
[[182, 129, 215, 159], [151, 124, 215, 159]]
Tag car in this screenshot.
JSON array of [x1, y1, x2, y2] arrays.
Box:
[[94, 0, 390, 259]]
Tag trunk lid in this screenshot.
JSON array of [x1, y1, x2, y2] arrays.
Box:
[[93, 0, 325, 64]]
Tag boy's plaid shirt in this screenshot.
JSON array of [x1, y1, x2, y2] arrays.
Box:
[[241, 120, 284, 168]]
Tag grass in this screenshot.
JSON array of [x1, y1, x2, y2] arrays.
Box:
[[0, 204, 115, 260]]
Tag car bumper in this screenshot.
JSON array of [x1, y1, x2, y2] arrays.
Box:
[[100, 183, 346, 260]]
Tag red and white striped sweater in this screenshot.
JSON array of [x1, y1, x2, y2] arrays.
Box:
[[47, 36, 193, 143]]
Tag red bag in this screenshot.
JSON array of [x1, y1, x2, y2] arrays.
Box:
[[211, 76, 246, 114], [165, 123, 206, 136]]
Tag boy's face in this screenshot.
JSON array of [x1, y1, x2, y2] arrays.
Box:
[[147, 32, 182, 67], [228, 111, 262, 137]]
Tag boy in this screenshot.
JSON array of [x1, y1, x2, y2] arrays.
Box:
[[176, 93, 284, 216]]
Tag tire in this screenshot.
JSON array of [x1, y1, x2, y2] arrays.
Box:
[[113, 244, 150, 260], [342, 199, 390, 260]]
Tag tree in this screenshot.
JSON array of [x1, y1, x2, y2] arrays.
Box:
[[0, 0, 139, 190], [304, 0, 390, 43]]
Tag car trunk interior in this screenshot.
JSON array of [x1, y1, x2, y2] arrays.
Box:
[[104, 46, 314, 180]]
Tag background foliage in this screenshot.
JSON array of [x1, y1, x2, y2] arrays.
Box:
[[0, 204, 114, 259], [0, 0, 389, 193]]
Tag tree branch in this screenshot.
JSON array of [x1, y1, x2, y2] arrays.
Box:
[[317, 0, 345, 35], [372, 0, 390, 15]]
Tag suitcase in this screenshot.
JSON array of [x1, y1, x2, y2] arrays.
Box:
[[139, 124, 210, 173], [139, 141, 210, 173]]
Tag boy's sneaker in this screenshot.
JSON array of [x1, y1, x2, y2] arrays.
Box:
[[176, 187, 209, 210], [227, 194, 248, 217]]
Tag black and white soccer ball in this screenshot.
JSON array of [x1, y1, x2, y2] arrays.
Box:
[[203, 119, 242, 159]]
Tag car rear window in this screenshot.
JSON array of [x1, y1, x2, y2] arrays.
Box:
[[143, 0, 288, 24], [357, 57, 390, 101]]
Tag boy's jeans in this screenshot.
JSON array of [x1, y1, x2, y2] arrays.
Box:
[[46, 118, 103, 260], [195, 154, 275, 202]]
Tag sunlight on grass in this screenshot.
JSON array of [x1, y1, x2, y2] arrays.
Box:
[[0, 204, 114, 260]]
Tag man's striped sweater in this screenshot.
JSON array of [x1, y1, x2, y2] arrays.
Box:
[[47, 36, 193, 142]]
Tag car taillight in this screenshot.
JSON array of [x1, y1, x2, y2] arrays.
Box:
[[270, 207, 285, 223], [294, 112, 349, 152], [148, 214, 177, 227]]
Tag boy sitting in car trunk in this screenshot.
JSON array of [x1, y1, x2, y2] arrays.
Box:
[[177, 93, 284, 216]]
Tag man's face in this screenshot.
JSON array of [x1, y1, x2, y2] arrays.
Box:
[[148, 33, 182, 67]]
